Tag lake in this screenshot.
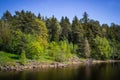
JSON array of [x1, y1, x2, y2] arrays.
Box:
[[0, 62, 120, 80]]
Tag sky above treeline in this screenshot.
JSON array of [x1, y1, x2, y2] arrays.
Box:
[[0, 0, 120, 25]]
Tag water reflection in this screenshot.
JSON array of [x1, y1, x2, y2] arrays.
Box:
[[0, 62, 120, 80]]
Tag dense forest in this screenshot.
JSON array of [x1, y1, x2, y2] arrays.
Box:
[[0, 10, 120, 63]]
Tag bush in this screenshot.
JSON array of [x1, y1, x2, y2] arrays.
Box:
[[54, 51, 66, 62], [47, 41, 78, 62], [93, 36, 111, 59], [26, 41, 44, 59], [48, 42, 59, 57], [20, 50, 27, 65], [8, 30, 23, 54]]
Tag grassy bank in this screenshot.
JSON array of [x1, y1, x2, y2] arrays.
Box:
[[0, 51, 81, 71], [0, 51, 79, 66], [0, 51, 52, 65], [1, 51, 119, 65], [0, 51, 19, 66], [0, 51, 120, 71]]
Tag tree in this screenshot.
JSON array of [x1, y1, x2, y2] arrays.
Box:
[[46, 16, 61, 42], [0, 10, 48, 56], [1, 10, 120, 61], [87, 20, 102, 52], [37, 13, 42, 20], [9, 30, 23, 54], [72, 16, 84, 44], [2, 10, 12, 21], [88, 20, 101, 37], [60, 16, 71, 42], [20, 50, 27, 65], [110, 39, 120, 60], [14, 10, 36, 34], [81, 12, 89, 24], [84, 38, 91, 58], [94, 36, 111, 59], [72, 16, 84, 56], [0, 20, 12, 51], [34, 19, 48, 40], [101, 24, 109, 38], [26, 40, 44, 59]]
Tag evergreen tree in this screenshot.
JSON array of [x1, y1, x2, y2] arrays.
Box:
[[0, 10, 120, 60], [0, 20, 12, 51], [60, 16, 71, 42], [2, 10, 12, 21], [37, 13, 42, 20], [46, 16, 61, 42], [72, 16, 84, 56], [101, 24, 109, 38], [14, 10, 36, 34], [81, 12, 89, 24]]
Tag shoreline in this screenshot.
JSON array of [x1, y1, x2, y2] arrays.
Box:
[[92, 60, 120, 63], [0, 61, 81, 71], [0, 60, 120, 71]]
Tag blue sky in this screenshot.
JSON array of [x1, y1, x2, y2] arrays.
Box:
[[0, 0, 120, 25]]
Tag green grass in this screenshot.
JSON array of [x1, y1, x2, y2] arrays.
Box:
[[0, 51, 19, 65], [0, 51, 81, 66], [38, 55, 55, 63]]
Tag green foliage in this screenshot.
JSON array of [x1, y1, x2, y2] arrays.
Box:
[[84, 38, 91, 58], [0, 51, 18, 65], [8, 30, 23, 54], [72, 16, 84, 44], [2, 10, 12, 21], [48, 41, 65, 62], [48, 41, 77, 62], [93, 36, 111, 59], [60, 16, 71, 41], [109, 39, 120, 59], [13, 10, 36, 34], [81, 12, 89, 24], [1, 10, 120, 62], [34, 19, 48, 38], [0, 21, 10, 46], [20, 50, 27, 65], [46, 16, 61, 42], [26, 40, 44, 59], [72, 16, 84, 56]]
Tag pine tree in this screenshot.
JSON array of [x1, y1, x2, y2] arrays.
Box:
[[46, 16, 61, 42], [38, 13, 42, 20], [72, 16, 84, 56], [81, 12, 89, 24], [60, 16, 71, 42], [2, 10, 12, 21]]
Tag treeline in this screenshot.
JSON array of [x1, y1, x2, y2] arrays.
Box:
[[0, 10, 120, 61]]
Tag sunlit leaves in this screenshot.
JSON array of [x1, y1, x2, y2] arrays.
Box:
[[94, 36, 111, 59]]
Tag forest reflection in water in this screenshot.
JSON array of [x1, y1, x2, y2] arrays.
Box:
[[0, 62, 120, 80]]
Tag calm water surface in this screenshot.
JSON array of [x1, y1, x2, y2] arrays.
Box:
[[0, 62, 120, 80]]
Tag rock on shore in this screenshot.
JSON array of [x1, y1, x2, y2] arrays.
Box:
[[0, 61, 69, 71]]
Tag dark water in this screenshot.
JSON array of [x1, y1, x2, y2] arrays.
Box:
[[0, 62, 120, 80]]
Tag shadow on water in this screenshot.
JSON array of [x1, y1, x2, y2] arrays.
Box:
[[0, 62, 120, 80]]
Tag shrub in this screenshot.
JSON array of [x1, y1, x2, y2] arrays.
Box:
[[20, 50, 27, 65], [47, 41, 78, 62], [94, 36, 111, 59], [26, 41, 44, 59]]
